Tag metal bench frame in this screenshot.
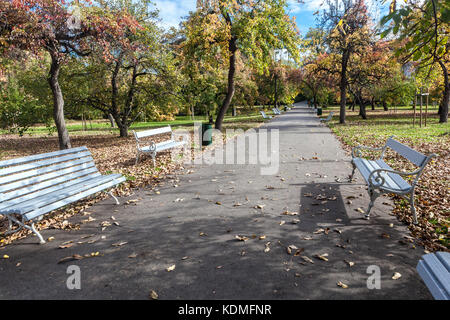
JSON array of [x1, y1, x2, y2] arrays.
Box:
[[351, 136, 436, 224], [133, 125, 187, 166], [260, 111, 272, 119], [272, 108, 282, 115], [0, 147, 125, 244], [320, 112, 334, 122]]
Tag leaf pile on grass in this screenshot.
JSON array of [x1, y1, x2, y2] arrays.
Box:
[[0, 133, 185, 246], [330, 123, 449, 252]]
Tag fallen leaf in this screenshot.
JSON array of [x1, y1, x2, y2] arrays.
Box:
[[392, 272, 402, 280], [315, 253, 329, 261], [112, 241, 128, 247], [166, 265, 176, 272], [301, 256, 314, 264], [337, 281, 348, 289], [149, 290, 159, 300]]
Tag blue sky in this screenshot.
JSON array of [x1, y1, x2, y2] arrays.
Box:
[[152, 0, 387, 36]]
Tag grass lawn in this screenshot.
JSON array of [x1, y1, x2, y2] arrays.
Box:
[[323, 105, 449, 251], [0, 110, 276, 136]]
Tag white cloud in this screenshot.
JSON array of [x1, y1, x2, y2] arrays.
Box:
[[152, 0, 197, 29]]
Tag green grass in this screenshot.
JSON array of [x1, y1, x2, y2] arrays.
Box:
[[325, 105, 449, 145], [1, 111, 274, 136]]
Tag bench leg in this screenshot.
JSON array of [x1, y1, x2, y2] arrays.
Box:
[[6, 215, 46, 244], [135, 151, 140, 165], [108, 191, 120, 205], [365, 188, 380, 220], [30, 222, 46, 244], [410, 192, 418, 225], [350, 161, 356, 180], [152, 153, 156, 167]]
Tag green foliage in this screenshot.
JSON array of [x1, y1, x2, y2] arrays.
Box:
[[0, 80, 51, 135]]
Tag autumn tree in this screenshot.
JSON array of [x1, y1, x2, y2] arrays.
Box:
[[65, 0, 178, 137], [0, 0, 139, 148], [319, 0, 372, 123], [184, 0, 301, 130], [381, 0, 449, 123]]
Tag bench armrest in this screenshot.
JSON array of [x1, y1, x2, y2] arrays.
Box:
[[368, 168, 420, 188], [352, 146, 386, 159]]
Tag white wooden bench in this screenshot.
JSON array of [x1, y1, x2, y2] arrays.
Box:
[[417, 252, 450, 300], [351, 136, 436, 224], [133, 125, 186, 166], [0, 147, 125, 244], [260, 111, 272, 119], [272, 108, 282, 115], [320, 112, 334, 122]]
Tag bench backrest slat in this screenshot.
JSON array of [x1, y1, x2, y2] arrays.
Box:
[[0, 168, 100, 207], [0, 160, 97, 195], [134, 126, 172, 140], [0, 155, 94, 186], [0, 146, 88, 169], [0, 170, 102, 210], [386, 138, 428, 167], [0, 150, 92, 177]]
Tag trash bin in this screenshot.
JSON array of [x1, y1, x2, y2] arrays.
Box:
[[317, 108, 323, 116], [201, 123, 213, 146]]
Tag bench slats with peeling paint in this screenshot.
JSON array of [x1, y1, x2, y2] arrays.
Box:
[[0, 147, 125, 244], [417, 252, 450, 300], [351, 136, 436, 224], [133, 125, 186, 166]]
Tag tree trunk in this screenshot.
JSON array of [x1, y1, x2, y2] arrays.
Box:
[[48, 53, 71, 150], [274, 74, 278, 108], [215, 36, 237, 130], [119, 125, 128, 138], [108, 113, 115, 127], [360, 103, 367, 119], [371, 97, 375, 110], [438, 60, 449, 123], [357, 94, 367, 120], [339, 50, 350, 124], [383, 101, 388, 111]]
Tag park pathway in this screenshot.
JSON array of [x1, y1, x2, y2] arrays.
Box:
[[0, 102, 432, 299]]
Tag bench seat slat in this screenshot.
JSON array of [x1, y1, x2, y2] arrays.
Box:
[[386, 138, 427, 167], [0, 161, 97, 194], [140, 141, 186, 153], [0, 156, 94, 187], [353, 158, 411, 191], [2, 174, 123, 215], [24, 175, 126, 221], [0, 151, 92, 177], [0, 146, 88, 169], [375, 160, 412, 191], [359, 159, 399, 190], [0, 172, 102, 212], [417, 252, 450, 300]]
